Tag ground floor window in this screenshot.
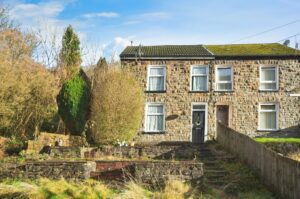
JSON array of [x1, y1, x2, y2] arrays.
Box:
[[145, 103, 165, 132], [258, 103, 278, 131]]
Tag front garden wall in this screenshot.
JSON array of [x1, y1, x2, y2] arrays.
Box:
[[0, 161, 96, 181]]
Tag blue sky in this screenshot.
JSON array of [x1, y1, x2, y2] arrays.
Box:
[[3, 0, 300, 65]]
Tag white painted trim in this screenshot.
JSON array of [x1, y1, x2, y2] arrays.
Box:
[[259, 65, 279, 91], [258, 103, 279, 131], [215, 65, 234, 91], [290, 94, 300, 97], [146, 65, 166, 91], [144, 102, 166, 133], [190, 65, 209, 91], [191, 102, 208, 142]]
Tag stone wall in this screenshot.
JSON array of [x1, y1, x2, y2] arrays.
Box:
[[122, 59, 300, 143], [0, 161, 96, 181], [92, 160, 203, 184], [0, 160, 203, 184], [50, 144, 207, 160], [217, 122, 300, 199], [27, 132, 85, 153]]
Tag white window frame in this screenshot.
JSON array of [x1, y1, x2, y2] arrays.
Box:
[[191, 102, 208, 142], [146, 65, 166, 91], [258, 103, 279, 131], [215, 65, 234, 91], [144, 103, 165, 133], [190, 65, 209, 91], [259, 65, 279, 91]]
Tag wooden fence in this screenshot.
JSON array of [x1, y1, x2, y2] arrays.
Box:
[[217, 123, 300, 199]]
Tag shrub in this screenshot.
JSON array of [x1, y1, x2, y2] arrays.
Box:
[[5, 136, 25, 156], [89, 68, 143, 145], [57, 70, 91, 135]]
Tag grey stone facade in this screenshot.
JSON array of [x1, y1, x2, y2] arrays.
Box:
[[121, 58, 300, 143]]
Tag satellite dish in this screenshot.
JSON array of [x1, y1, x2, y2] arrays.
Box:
[[283, 40, 290, 46]]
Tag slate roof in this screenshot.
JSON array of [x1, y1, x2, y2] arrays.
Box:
[[120, 45, 214, 59], [120, 43, 300, 59]]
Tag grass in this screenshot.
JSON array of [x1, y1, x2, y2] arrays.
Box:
[[255, 137, 300, 162], [221, 162, 277, 199], [0, 178, 114, 199], [254, 137, 300, 144], [0, 178, 194, 199], [0, 173, 277, 199]]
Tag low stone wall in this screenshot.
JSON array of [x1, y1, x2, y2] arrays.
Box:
[[134, 161, 203, 184], [217, 123, 300, 199], [50, 147, 81, 158], [0, 160, 203, 184], [91, 160, 203, 184], [27, 132, 85, 154], [51, 144, 205, 160], [0, 161, 96, 181]]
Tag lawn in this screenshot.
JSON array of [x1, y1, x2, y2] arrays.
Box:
[[254, 137, 300, 144], [255, 137, 300, 162]]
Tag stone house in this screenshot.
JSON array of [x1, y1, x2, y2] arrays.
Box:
[[120, 44, 300, 144]]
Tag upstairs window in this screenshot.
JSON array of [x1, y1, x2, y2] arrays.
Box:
[[216, 66, 233, 91], [147, 66, 166, 91], [145, 103, 165, 132], [191, 65, 209, 91], [258, 104, 279, 131], [260, 66, 278, 91]]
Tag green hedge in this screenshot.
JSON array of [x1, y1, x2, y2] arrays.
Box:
[[57, 71, 90, 135]]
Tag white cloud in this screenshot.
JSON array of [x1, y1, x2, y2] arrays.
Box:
[[10, 1, 64, 19], [139, 12, 170, 20], [101, 36, 134, 62], [82, 12, 120, 19], [122, 12, 170, 26], [122, 20, 141, 25], [114, 37, 132, 47]]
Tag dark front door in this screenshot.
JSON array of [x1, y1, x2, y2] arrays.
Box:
[[217, 105, 229, 126], [192, 111, 205, 143]]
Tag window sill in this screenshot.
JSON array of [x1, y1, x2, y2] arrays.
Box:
[[189, 91, 209, 93], [142, 131, 166, 134], [258, 90, 279, 92], [145, 90, 166, 93], [214, 90, 234, 93]]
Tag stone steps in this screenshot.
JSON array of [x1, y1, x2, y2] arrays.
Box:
[[205, 179, 229, 187], [194, 143, 235, 189]]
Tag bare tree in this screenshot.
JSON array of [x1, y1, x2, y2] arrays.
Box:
[[32, 25, 62, 68], [0, 6, 18, 31]]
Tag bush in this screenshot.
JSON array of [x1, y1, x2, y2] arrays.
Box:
[[5, 136, 26, 156], [57, 70, 90, 135], [89, 68, 143, 145]]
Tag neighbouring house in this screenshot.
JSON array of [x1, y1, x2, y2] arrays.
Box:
[[120, 43, 300, 144]]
